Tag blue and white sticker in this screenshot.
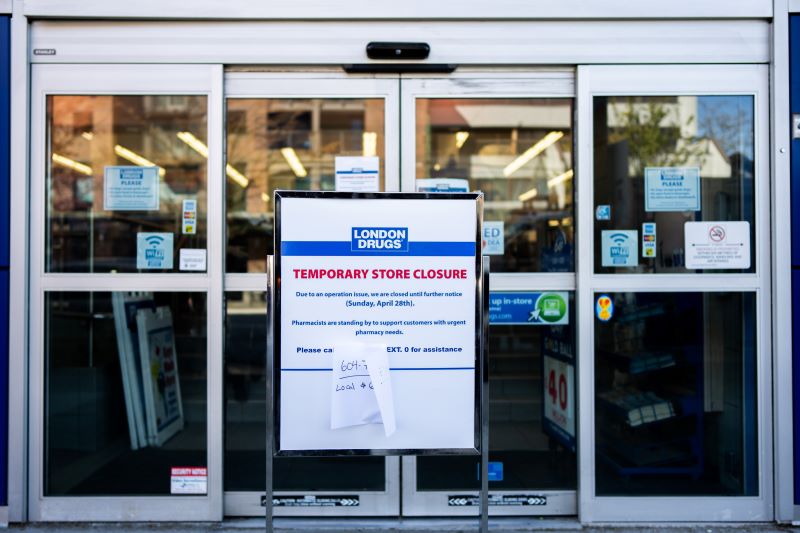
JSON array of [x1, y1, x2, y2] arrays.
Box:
[[644, 167, 700, 212], [489, 292, 568, 326], [595, 205, 611, 221], [482, 221, 504, 255], [601, 230, 638, 267], [182, 199, 197, 235], [136, 232, 173, 269], [642, 222, 657, 258], [104, 166, 160, 211], [596, 295, 614, 322]]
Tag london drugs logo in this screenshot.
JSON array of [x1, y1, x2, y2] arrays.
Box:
[[659, 168, 685, 186], [119, 168, 145, 185], [607, 233, 631, 264], [351, 227, 409, 252]]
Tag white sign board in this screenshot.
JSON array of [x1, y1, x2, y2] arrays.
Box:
[[104, 166, 160, 211], [685, 221, 750, 269], [644, 167, 700, 212], [276, 192, 481, 454], [335, 156, 380, 192], [543, 355, 575, 444]]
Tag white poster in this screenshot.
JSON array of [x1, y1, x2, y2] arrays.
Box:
[[685, 221, 751, 269], [278, 195, 478, 452], [543, 355, 575, 442], [104, 166, 160, 211], [335, 156, 380, 192]]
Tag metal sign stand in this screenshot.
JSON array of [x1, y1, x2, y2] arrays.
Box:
[[479, 256, 490, 533], [264, 251, 490, 533], [265, 255, 275, 533]]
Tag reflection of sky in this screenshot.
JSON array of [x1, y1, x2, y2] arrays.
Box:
[[697, 96, 754, 161]]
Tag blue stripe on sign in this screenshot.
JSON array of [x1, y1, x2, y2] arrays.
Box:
[[281, 241, 475, 256], [335, 170, 379, 174], [281, 367, 473, 371]]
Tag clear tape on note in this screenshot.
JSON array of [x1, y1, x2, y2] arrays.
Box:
[[331, 344, 396, 437]]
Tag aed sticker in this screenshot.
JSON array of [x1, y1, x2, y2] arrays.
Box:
[[642, 222, 657, 258], [170, 467, 207, 495], [595, 205, 611, 221], [482, 221, 504, 255], [601, 230, 638, 267], [136, 232, 173, 270], [596, 294, 614, 322], [179, 249, 207, 271], [182, 199, 197, 235]]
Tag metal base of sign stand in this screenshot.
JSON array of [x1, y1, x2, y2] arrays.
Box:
[[264, 252, 490, 533]]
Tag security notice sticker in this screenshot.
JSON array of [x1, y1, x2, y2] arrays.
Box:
[[104, 166, 160, 211], [136, 232, 173, 270], [482, 221, 504, 255], [170, 467, 207, 494], [489, 292, 568, 326], [182, 199, 197, 235], [644, 167, 700, 212], [642, 222, 657, 258], [685, 221, 750, 269], [601, 230, 638, 267]]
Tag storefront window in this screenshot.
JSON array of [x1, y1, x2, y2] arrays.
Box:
[[224, 292, 385, 491], [594, 292, 757, 496], [46, 95, 208, 273], [593, 96, 755, 273], [225, 99, 386, 273], [44, 291, 207, 495], [417, 292, 576, 491], [415, 99, 574, 273]]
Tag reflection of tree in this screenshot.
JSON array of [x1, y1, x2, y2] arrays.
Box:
[[697, 99, 751, 160], [609, 98, 705, 177]]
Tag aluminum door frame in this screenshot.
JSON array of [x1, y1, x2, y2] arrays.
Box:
[[27, 64, 225, 521], [223, 71, 401, 517], [399, 72, 578, 517], [575, 64, 773, 523]]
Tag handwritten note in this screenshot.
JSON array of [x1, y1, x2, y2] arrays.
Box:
[[331, 345, 395, 436]]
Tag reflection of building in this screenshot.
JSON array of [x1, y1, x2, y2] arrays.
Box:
[[596, 96, 753, 272], [420, 99, 573, 272], [226, 99, 384, 272]]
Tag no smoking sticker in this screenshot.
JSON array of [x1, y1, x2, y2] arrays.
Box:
[[685, 221, 750, 269]]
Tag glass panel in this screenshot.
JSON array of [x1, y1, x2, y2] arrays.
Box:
[[415, 99, 574, 273], [45, 291, 207, 495], [417, 293, 576, 491], [226, 99, 386, 273], [593, 96, 755, 273], [46, 96, 208, 273], [224, 291, 385, 491], [594, 292, 757, 496]]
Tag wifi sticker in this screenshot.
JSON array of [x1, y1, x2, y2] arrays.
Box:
[[600, 230, 638, 267], [136, 232, 174, 270]]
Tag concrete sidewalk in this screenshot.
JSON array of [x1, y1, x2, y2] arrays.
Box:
[[6, 519, 800, 533]]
